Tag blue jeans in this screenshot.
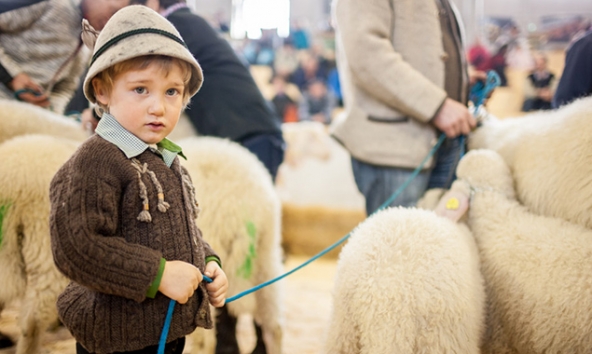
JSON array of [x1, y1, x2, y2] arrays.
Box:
[[351, 136, 464, 216], [351, 158, 430, 215], [426, 136, 464, 190]]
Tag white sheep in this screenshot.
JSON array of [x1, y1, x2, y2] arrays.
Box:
[[0, 134, 284, 354], [468, 95, 592, 229], [0, 99, 88, 145], [324, 206, 485, 354], [455, 149, 592, 353], [179, 136, 284, 354], [0, 134, 80, 354]]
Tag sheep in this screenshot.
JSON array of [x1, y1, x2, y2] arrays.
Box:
[[0, 99, 88, 145], [0, 134, 284, 354], [179, 136, 284, 354], [468, 95, 592, 229], [324, 206, 485, 354], [0, 134, 81, 354], [454, 149, 592, 354]]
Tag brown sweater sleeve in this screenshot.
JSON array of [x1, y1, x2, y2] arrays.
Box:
[[50, 145, 162, 303]]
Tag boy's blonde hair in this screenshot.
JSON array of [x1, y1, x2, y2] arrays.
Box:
[[92, 55, 193, 109]]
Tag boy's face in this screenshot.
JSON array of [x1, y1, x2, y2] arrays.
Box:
[[95, 62, 186, 144]]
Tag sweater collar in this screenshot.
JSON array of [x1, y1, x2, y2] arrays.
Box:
[[95, 112, 186, 167]]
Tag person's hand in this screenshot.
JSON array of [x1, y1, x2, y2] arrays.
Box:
[[204, 261, 228, 307], [432, 98, 476, 138], [158, 260, 203, 304], [80, 108, 99, 133], [468, 68, 488, 86], [9, 73, 50, 108]]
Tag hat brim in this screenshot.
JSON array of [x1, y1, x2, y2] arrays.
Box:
[[83, 32, 203, 104]]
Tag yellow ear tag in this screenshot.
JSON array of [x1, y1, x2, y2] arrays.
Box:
[[434, 190, 470, 222], [445, 197, 460, 210]]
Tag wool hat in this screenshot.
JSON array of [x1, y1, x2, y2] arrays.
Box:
[[82, 5, 203, 104]]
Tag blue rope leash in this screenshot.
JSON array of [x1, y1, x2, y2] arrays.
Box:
[[157, 135, 446, 353], [157, 71, 501, 352], [226, 133, 447, 303], [158, 275, 212, 354]]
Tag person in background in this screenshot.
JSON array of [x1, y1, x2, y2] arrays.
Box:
[[271, 74, 297, 123], [332, 0, 476, 215], [467, 37, 491, 72], [553, 30, 592, 108], [488, 43, 509, 87], [522, 52, 556, 112], [290, 53, 328, 92], [326, 67, 343, 106], [0, 0, 129, 114], [50, 6, 228, 353], [298, 78, 337, 124]]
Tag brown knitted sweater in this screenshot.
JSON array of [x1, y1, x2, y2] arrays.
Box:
[[50, 135, 216, 353]]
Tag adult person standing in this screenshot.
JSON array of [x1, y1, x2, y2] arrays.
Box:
[[121, 0, 285, 183], [331, 0, 476, 215], [0, 0, 129, 114], [552, 30, 592, 108]]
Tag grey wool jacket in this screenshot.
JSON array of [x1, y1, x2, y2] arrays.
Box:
[[50, 135, 217, 353], [0, 0, 90, 114], [331, 0, 468, 169]]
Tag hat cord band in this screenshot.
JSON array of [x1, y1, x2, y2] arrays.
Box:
[[90, 28, 187, 66]]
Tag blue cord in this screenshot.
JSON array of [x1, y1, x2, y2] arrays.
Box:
[[157, 77, 500, 350], [225, 133, 447, 303], [158, 275, 212, 354], [158, 135, 446, 352]]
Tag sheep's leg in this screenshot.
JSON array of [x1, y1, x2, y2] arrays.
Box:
[[253, 281, 282, 354], [15, 218, 64, 354], [0, 331, 14, 349], [0, 302, 12, 348], [215, 305, 240, 354], [250, 323, 266, 354]]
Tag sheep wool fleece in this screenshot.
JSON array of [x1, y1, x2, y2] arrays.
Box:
[[50, 135, 216, 354]]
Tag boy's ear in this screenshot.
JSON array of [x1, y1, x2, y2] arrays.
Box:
[[92, 78, 109, 107]]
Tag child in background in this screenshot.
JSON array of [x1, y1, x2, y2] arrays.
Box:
[[298, 78, 337, 124], [49, 6, 228, 354]]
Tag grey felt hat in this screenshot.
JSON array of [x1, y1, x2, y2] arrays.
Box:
[[82, 5, 203, 103]]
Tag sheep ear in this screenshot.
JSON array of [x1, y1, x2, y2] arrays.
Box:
[[81, 19, 100, 50], [434, 189, 470, 222]]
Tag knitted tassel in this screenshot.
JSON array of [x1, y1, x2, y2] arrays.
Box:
[[147, 170, 170, 213], [132, 160, 152, 223], [137, 201, 152, 223]]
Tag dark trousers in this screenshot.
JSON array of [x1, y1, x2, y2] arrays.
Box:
[[238, 132, 285, 182], [76, 337, 185, 354]]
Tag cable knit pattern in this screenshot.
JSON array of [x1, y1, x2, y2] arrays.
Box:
[[0, 0, 90, 114], [50, 135, 216, 353]]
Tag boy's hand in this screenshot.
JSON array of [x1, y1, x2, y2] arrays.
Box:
[[159, 260, 203, 304], [205, 261, 228, 307]]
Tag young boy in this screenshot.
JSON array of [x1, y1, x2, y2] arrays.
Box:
[[49, 6, 228, 354]]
